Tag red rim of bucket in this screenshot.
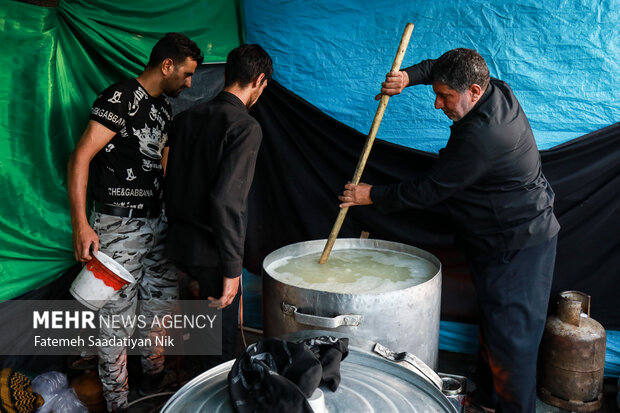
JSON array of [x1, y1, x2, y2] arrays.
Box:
[[87, 255, 131, 290]]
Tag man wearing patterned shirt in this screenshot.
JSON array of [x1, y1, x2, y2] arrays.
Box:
[[67, 33, 202, 412]]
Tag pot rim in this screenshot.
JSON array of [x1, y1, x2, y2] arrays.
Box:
[[262, 238, 442, 296]]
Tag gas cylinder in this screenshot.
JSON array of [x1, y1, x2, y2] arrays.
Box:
[[538, 291, 606, 412]]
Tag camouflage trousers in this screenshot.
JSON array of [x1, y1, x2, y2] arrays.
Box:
[[90, 211, 178, 411]]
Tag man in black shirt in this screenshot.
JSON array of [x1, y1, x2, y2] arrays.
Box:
[[67, 33, 203, 412], [340, 49, 559, 413], [165, 44, 273, 368]]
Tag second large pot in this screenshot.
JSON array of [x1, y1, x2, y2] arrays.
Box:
[[262, 238, 442, 369]]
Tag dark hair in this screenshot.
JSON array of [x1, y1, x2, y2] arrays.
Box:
[[431, 48, 490, 93], [224, 44, 273, 87], [146, 33, 204, 68]]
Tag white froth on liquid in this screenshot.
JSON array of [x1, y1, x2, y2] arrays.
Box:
[[266, 248, 438, 294]]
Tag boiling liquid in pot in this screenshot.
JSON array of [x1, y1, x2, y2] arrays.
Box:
[[266, 248, 437, 294]]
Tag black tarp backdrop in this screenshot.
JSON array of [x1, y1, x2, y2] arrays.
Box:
[[245, 80, 620, 330], [17, 66, 618, 331]]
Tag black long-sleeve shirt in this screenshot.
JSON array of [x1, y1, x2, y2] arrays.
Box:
[[371, 60, 560, 253], [165, 92, 262, 278]]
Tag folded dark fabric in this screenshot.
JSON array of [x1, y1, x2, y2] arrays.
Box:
[[301, 336, 349, 391], [228, 336, 349, 413]]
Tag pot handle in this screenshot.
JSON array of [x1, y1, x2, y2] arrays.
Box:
[[281, 302, 362, 328], [373, 343, 443, 390]]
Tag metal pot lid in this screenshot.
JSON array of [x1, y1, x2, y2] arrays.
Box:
[[161, 347, 456, 412]]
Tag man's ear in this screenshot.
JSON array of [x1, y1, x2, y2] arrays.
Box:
[[161, 58, 174, 76], [470, 83, 483, 102], [252, 73, 266, 88]]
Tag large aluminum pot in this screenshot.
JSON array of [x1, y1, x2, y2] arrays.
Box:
[[262, 238, 442, 369]]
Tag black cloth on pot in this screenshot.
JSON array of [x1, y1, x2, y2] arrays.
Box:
[[228, 336, 349, 413], [301, 336, 349, 391]]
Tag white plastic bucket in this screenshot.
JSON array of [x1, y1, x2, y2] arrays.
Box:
[[70, 251, 135, 310]]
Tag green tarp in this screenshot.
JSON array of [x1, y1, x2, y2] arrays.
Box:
[[0, 0, 243, 299]]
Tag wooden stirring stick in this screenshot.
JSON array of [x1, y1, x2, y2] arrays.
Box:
[[319, 23, 414, 264]]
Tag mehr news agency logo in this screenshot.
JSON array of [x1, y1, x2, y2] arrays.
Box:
[[32, 310, 217, 350]]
